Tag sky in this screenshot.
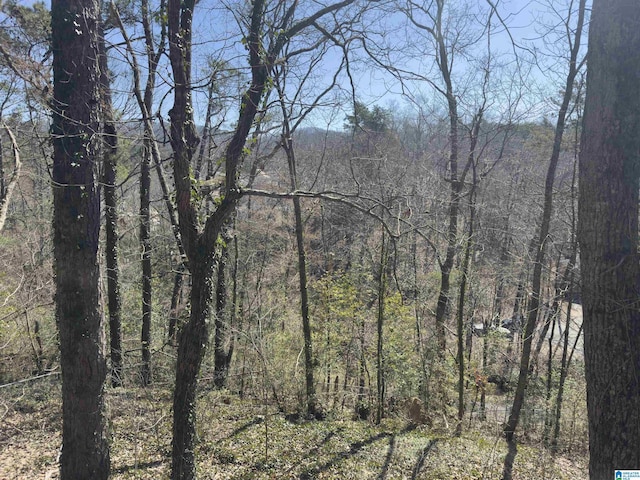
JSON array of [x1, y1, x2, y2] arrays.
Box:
[[6, 0, 590, 129]]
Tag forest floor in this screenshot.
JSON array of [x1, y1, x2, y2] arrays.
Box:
[[0, 378, 588, 480]]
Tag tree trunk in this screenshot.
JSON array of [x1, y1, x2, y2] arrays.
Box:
[[213, 227, 233, 388], [503, 0, 587, 446], [531, 257, 558, 374], [411, 227, 429, 404], [428, 0, 460, 354], [455, 114, 482, 435], [358, 311, 367, 417], [140, 142, 152, 386], [551, 296, 574, 451], [578, 1, 640, 476], [543, 307, 557, 443], [194, 76, 217, 181], [166, 0, 356, 474], [551, 142, 579, 452], [511, 280, 524, 324], [25, 309, 44, 374], [455, 190, 473, 436], [171, 258, 215, 479], [228, 230, 238, 376], [293, 194, 317, 417], [376, 226, 387, 425], [165, 0, 249, 474], [112, 0, 180, 364], [279, 90, 317, 417], [137, 0, 168, 387], [480, 319, 487, 421], [0, 123, 21, 233], [435, 186, 459, 353], [0, 125, 4, 200], [51, 0, 110, 476], [99, 20, 123, 388], [168, 265, 185, 345]]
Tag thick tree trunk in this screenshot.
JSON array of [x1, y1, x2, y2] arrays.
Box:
[[578, 1, 640, 476], [165, 0, 237, 475], [171, 258, 214, 479], [167, 1, 206, 476], [51, 0, 110, 477]]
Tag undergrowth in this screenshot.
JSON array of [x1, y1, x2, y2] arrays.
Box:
[[0, 379, 588, 479]]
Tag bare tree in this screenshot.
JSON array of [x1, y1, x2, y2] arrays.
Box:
[[0, 123, 20, 233], [271, 29, 350, 417], [110, 0, 189, 356], [0, 1, 48, 233], [99, 15, 123, 388], [502, 0, 587, 443], [404, 0, 462, 353], [551, 110, 581, 450], [166, 0, 358, 477], [501, 0, 587, 477], [138, 0, 168, 387]]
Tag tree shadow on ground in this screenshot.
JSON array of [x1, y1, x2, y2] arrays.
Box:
[[376, 434, 396, 479], [299, 431, 393, 479], [306, 427, 344, 457], [224, 416, 264, 439], [299, 423, 420, 479], [411, 438, 438, 479]]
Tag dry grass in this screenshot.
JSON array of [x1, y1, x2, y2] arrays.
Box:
[[0, 379, 588, 479]]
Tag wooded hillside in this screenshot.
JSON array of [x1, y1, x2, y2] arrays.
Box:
[[0, 1, 638, 479]]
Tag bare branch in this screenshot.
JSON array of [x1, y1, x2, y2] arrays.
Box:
[[0, 124, 21, 233]]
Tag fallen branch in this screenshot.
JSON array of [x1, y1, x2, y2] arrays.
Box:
[[0, 369, 59, 390]]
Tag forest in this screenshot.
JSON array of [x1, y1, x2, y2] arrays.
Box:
[[0, 0, 639, 479]]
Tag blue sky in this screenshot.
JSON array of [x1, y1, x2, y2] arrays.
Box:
[[10, 0, 589, 129]]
